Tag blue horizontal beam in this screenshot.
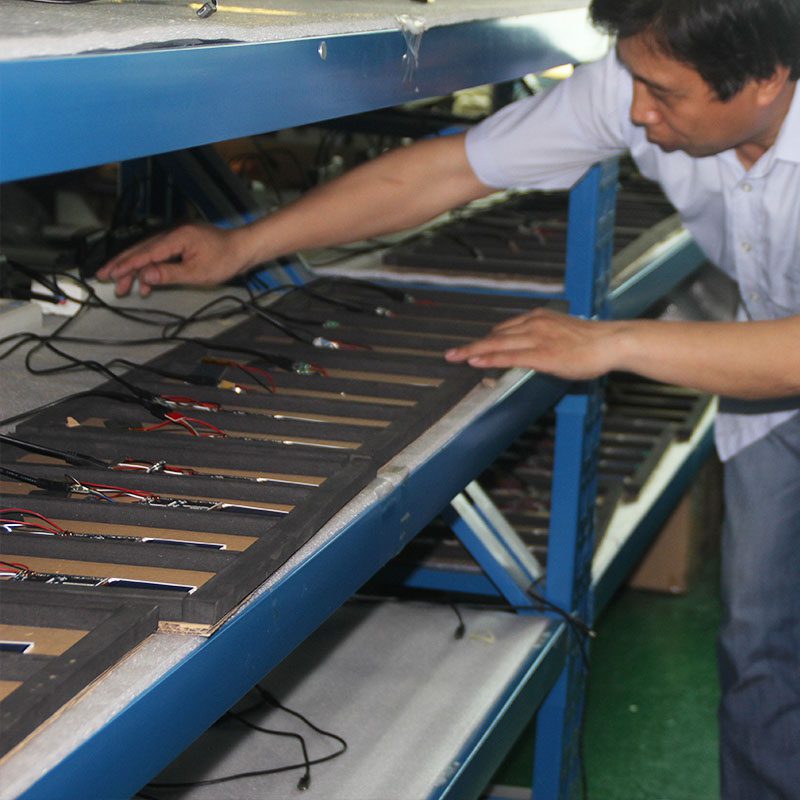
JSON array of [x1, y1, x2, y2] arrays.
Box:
[[0, 11, 605, 181], [438, 623, 567, 800], [608, 236, 705, 320], [381, 563, 500, 597]]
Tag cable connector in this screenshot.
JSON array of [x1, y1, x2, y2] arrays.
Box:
[[312, 336, 340, 350], [196, 0, 217, 18]]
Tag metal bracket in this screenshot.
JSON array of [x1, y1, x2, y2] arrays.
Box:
[[439, 486, 541, 609]]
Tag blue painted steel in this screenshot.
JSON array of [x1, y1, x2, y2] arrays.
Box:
[[393, 374, 568, 542], [435, 624, 567, 800], [154, 147, 260, 227], [544, 393, 598, 613], [281, 259, 314, 286], [442, 504, 532, 608], [117, 159, 180, 224], [532, 390, 602, 799], [532, 160, 616, 800], [565, 160, 618, 319], [379, 562, 500, 597], [609, 237, 705, 320], [0, 12, 606, 182], [592, 422, 715, 615]]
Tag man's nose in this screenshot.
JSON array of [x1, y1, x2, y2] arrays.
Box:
[[630, 82, 661, 127]]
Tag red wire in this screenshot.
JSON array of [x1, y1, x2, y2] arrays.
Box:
[[331, 340, 372, 351], [78, 481, 154, 499], [202, 356, 276, 394], [0, 560, 32, 573], [136, 420, 175, 433], [0, 508, 65, 534], [239, 364, 276, 393], [134, 413, 226, 437], [164, 411, 227, 437], [159, 395, 221, 412]]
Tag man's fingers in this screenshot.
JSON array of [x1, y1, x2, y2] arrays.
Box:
[[445, 334, 537, 362], [463, 350, 539, 369], [113, 269, 137, 298], [97, 228, 196, 295]]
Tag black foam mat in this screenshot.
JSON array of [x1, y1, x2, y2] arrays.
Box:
[[0, 587, 158, 758], [2, 282, 508, 626]]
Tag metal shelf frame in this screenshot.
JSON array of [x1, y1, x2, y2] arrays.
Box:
[[9, 369, 568, 800], [1, 6, 709, 798], [0, 8, 607, 182]]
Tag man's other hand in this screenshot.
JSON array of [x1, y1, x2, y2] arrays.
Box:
[[96, 223, 244, 297], [444, 307, 621, 380]]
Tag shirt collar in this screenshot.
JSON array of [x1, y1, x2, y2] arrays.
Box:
[[773, 81, 800, 164]]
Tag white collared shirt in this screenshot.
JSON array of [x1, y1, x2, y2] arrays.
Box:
[[465, 50, 800, 461]]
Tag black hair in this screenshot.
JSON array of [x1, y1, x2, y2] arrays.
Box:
[[590, 0, 800, 100]]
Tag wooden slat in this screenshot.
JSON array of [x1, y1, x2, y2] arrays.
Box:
[[0, 624, 88, 656]]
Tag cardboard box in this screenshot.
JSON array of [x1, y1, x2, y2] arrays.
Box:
[[628, 456, 722, 594]]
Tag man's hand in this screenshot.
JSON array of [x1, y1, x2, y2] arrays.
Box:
[[96, 223, 246, 297], [444, 307, 622, 380], [446, 307, 800, 401]]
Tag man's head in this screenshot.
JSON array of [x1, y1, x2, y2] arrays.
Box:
[[590, 0, 799, 159]]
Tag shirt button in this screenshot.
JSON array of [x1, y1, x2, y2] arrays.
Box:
[[741, 241, 752, 252], [741, 182, 752, 192]]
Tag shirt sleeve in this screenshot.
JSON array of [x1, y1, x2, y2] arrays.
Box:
[[465, 49, 633, 190]]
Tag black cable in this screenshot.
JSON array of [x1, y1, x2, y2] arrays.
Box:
[[6, 329, 299, 377], [254, 686, 348, 753], [224, 712, 312, 790], [165, 292, 322, 347], [0, 388, 107, 430], [146, 748, 346, 791], [5, 260, 184, 327], [0, 465, 71, 494], [0, 332, 41, 362], [291, 283, 391, 316], [24, 338, 158, 405], [315, 275, 408, 304], [450, 603, 466, 639], [105, 358, 220, 388], [349, 590, 590, 798], [0, 432, 108, 469], [146, 687, 347, 793]]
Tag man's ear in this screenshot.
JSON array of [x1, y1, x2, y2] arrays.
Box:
[[755, 64, 792, 106]]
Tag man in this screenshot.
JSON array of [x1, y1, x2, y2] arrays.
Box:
[[99, 1, 800, 795]]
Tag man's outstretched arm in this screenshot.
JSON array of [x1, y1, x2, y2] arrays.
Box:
[[445, 308, 800, 400], [97, 134, 491, 296]]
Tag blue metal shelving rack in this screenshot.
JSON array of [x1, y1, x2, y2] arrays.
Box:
[[0, 7, 708, 799]]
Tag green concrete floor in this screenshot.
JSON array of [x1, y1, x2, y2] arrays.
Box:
[[492, 555, 722, 799]]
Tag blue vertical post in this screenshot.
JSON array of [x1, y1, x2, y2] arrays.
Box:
[[533, 159, 618, 799], [118, 159, 186, 227]]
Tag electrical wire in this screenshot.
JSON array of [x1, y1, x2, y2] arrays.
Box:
[[144, 685, 347, 795], [5, 260, 184, 326]]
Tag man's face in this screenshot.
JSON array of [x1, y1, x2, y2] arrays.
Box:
[[616, 34, 771, 158]]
